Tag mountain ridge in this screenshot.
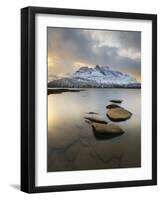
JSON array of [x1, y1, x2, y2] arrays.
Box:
[[48, 65, 141, 88]]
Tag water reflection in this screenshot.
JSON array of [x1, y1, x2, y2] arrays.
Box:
[[48, 89, 141, 172]]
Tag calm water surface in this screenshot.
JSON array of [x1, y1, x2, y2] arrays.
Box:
[[47, 89, 141, 172]]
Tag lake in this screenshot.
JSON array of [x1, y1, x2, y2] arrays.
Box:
[[47, 88, 141, 172]]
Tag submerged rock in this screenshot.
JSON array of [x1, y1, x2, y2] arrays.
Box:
[[92, 123, 124, 139], [84, 116, 107, 124], [84, 119, 91, 124], [106, 104, 120, 109], [64, 141, 82, 161], [110, 100, 122, 103], [80, 137, 91, 146], [86, 112, 98, 115], [106, 107, 132, 121]]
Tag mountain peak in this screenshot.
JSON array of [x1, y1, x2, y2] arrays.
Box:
[[95, 65, 110, 71], [95, 64, 101, 70]]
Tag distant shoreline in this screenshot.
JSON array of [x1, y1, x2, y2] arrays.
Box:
[[48, 87, 141, 95], [48, 86, 141, 89]]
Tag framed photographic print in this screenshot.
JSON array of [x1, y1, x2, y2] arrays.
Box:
[[21, 6, 157, 193]]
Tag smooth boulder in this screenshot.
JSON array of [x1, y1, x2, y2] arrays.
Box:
[[92, 123, 124, 139], [106, 107, 132, 121], [110, 100, 122, 104], [106, 104, 120, 109], [84, 116, 107, 124]]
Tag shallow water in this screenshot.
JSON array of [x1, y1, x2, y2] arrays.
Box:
[[47, 88, 141, 172]]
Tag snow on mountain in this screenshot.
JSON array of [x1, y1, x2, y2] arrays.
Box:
[[48, 65, 141, 88]]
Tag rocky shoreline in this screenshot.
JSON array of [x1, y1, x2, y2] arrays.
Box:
[[48, 88, 84, 95]]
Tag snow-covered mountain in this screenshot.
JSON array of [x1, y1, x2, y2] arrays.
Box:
[[48, 65, 141, 88]]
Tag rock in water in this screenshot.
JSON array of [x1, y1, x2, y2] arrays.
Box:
[[86, 112, 98, 115], [84, 116, 107, 124], [106, 107, 132, 121], [110, 100, 122, 103], [92, 123, 124, 139], [106, 104, 120, 109]]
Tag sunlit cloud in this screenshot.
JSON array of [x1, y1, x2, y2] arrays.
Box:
[[118, 48, 141, 61], [48, 55, 54, 69], [74, 61, 95, 68]]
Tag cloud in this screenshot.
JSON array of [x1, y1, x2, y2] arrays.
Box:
[[48, 27, 141, 80], [91, 30, 141, 51]]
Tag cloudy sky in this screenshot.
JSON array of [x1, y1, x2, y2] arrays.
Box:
[[48, 27, 141, 81]]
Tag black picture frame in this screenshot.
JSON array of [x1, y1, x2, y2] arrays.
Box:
[[21, 6, 157, 193]]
